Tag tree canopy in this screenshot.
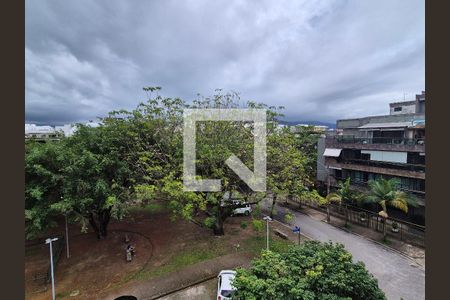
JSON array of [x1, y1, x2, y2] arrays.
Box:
[[232, 241, 386, 300], [25, 88, 317, 238]]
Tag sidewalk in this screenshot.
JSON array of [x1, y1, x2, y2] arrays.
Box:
[[285, 203, 425, 268], [100, 252, 254, 300]]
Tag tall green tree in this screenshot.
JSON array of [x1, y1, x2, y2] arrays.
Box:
[[365, 177, 418, 240], [232, 241, 386, 300], [161, 91, 280, 235], [292, 125, 321, 183], [25, 141, 66, 239], [267, 126, 311, 218]]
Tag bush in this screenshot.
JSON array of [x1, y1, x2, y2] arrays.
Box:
[[252, 219, 264, 233], [240, 221, 248, 229], [284, 211, 294, 225], [252, 204, 262, 218], [203, 217, 216, 229], [233, 241, 386, 300]]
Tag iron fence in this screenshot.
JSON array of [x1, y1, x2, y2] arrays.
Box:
[[295, 199, 425, 248]]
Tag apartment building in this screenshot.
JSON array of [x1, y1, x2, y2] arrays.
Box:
[[317, 91, 425, 222]]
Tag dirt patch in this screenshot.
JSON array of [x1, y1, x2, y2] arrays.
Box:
[[25, 206, 295, 300]]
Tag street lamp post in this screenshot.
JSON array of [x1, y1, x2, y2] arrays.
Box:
[[45, 237, 59, 300], [263, 216, 272, 250]]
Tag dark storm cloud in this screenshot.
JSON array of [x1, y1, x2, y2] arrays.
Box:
[[25, 0, 424, 125]]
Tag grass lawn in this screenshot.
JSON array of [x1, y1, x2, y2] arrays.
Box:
[[131, 233, 294, 281]]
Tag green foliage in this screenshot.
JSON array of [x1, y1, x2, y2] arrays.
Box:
[[25, 141, 65, 238], [26, 124, 136, 239], [267, 126, 311, 199], [284, 210, 294, 225], [252, 219, 264, 233], [240, 221, 248, 229], [365, 177, 418, 217], [204, 217, 216, 229], [232, 241, 386, 300], [325, 178, 362, 206], [25, 87, 319, 238], [252, 204, 262, 218]]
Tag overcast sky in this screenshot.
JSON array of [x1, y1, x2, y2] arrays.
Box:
[[25, 0, 424, 125]]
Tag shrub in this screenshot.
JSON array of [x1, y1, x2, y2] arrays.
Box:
[[240, 221, 248, 229], [233, 241, 386, 300], [252, 219, 264, 233], [203, 217, 216, 229], [252, 204, 262, 218], [284, 211, 294, 225]]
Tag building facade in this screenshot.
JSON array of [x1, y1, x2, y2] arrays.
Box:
[[317, 91, 425, 223]]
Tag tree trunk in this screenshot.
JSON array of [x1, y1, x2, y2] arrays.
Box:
[[89, 209, 111, 239], [270, 194, 277, 218], [344, 205, 349, 227], [213, 207, 225, 236], [383, 217, 387, 241], [326, 205, 330, 223]]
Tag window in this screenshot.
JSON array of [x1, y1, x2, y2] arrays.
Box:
[[394, 107, 402, 112]]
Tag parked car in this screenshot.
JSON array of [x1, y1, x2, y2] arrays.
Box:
[[217, 270, 236, 300], [232, 203, 252, 216]]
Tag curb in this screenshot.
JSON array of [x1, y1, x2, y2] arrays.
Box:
[[271, 219, 314, 241], [147, 274, 217, 300], [147, 263, 247, 300]]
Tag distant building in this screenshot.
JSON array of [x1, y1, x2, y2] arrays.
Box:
[[25, 121, 101, 140], [317, 91, 425, 222], [25, 124, 62, 140]]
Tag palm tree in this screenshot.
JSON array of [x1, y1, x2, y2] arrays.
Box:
[[365, 177, 418, 240], [325, 178, 353, 225]]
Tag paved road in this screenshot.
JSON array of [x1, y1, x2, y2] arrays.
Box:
[[265, 199, 425, 300]]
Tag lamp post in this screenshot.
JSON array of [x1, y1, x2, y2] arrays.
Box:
[[45, 237, 59, 300], [263, 216, 272, 250]]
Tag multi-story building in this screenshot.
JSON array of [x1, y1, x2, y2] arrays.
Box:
[[317, 91, 425, 222]]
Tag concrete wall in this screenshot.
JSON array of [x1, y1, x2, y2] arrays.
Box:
[[390, 103, 416, 115]]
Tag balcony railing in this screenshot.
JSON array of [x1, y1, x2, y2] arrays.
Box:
[[333, 136, 425, 146], [338, 158, 425, 173]]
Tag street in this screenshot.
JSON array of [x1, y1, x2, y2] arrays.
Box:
[[264, 199, 425, 300]]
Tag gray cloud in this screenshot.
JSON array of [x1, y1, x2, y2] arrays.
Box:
[[25, 0, 424, 125]]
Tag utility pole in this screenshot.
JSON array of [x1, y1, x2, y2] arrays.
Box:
[[263, 216, 272, 251], [46, 237, 59, 300]]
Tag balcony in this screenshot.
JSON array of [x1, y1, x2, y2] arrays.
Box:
[[325, 157, 425, 180], [326, 136, 425, 152], [340, 158, 425, 173]]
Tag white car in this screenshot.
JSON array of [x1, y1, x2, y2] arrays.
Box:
[[217, 270, 237, 300], [232, 203, 252, 216]]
